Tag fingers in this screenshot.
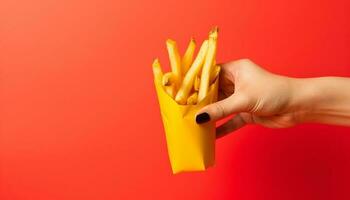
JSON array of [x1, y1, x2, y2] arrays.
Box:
[[216, 114, 247, 138], [195, 59, 258, 124], [195, 94, 248, 124], [217, 60, 250, 101]]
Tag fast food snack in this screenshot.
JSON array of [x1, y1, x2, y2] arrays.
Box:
[[152, 27, 220, 173]]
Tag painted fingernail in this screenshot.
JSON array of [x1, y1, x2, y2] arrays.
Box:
[[196, 112, 210, 124]]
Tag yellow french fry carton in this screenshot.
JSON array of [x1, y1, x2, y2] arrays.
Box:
[[154, 76, 218, 174]]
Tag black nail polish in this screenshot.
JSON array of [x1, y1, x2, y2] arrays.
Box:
[[196, 112, 210, 124]]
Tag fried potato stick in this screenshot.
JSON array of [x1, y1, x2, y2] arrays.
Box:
[[175, 40, 209, 104], [198, 27, 218, 102]]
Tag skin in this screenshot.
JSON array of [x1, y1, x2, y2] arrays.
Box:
[[196, 59, 350, 138]]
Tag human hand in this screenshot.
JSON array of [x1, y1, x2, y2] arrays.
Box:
[[195, 59, 304, 138]]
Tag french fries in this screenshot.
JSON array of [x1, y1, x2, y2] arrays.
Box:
[[209, 65, 221, 84], [166, 39, 182, 89], [164, 83, 176, 98], [153, 27, 220, 105], [175, 40, 209, 104], [187, 92, 198, 105], [194, 75, 200, 91], [162, 72, 174, 86], [198, 27, 218, 102], [152, 58, 163, 84], [181, 38, 196, 75]]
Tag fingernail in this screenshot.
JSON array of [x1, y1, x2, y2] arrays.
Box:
[[196, 112, 210, 124]]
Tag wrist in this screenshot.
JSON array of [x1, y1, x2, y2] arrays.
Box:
[[288, 77, 324, 124], [289, 77, 350, 125]]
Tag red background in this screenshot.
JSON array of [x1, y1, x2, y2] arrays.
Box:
[[1, 0, 350, 199]]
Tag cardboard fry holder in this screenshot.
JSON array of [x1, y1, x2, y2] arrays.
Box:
[[154, 78, 218, 174]]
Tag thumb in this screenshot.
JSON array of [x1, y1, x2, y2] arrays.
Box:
[[195, 94, 248, 124]]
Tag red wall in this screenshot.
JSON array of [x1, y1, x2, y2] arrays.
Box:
[[1, 0, 350, 199]]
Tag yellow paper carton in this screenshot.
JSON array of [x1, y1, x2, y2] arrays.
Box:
[[154, 77, 218, 174]]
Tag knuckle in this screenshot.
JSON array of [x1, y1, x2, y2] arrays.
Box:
[[214, 102, 226, 119], [233, 93, 251, 110], [236, 58, 252, 65]]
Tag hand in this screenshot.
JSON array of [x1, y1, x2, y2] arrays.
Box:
[[196, 59, 350, 138], [196, 59, 305, 138]]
